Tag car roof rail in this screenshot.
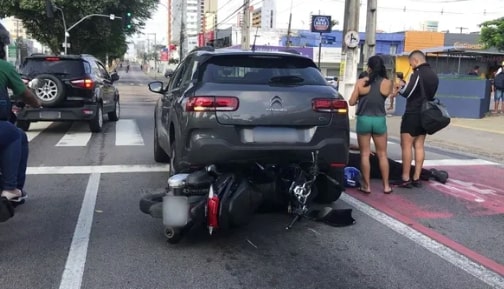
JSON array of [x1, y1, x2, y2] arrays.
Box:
[[279, 48, 301, 55], [191, 46, 215, 53]]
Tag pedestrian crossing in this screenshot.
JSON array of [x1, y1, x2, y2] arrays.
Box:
[[26, 119, 147, 147]]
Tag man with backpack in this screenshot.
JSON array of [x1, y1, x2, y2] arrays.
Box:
[[493, 62, 504, 114]]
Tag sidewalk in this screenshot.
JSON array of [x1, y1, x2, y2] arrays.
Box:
[[351, 113, 504, 163]]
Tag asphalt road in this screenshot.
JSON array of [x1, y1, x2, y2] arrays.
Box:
[[1, 65, 503, 289]]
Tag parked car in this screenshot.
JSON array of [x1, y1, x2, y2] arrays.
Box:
[[15, 54, 120, 132], [149, 47, 350, 203]]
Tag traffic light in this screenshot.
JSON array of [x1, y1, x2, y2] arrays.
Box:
[[123, 12, 133, 30]]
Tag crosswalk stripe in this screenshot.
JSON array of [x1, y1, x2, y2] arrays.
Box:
[[27, 122, 53, 142], [115, 119, 145, 146], [56, 122, 93, 147]]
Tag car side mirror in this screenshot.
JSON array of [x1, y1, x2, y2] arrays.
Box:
[[164, 69, 174, 78], [148, 81, 165, 93], [111, 72, 120, 82]]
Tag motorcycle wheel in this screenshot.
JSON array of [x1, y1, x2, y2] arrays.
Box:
[[164, 227, 183, 244]]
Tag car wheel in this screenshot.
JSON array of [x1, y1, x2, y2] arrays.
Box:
[[89, 104, 103, 133], [314, 167, 344, 204], [168, 141, 180, 176], [32, 74, 66, 107], [154, 123, 170, 163], [108, 99, 120, 121], [16, 120, 31, 132]]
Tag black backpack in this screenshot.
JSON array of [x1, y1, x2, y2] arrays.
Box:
[[495, 72, 504, 90]]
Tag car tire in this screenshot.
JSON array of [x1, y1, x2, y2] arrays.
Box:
[[33, 74, 66, 107], [154, 123, 170, 163], [169, 141, 181, 176], [89, 104, 103, 133], [16, 120, 31, 132], [314, 167, 344, 204], [108, 99, 120, 121]]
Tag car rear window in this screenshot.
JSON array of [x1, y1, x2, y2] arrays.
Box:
[[20, 58, 85, 77], [200, 54, 327, 85]]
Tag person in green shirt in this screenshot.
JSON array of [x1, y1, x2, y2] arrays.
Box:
[[0, 23, 41, 214]]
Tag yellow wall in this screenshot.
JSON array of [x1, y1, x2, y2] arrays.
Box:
[[395, 56, 413, 79], [404, 31, 445, 52]]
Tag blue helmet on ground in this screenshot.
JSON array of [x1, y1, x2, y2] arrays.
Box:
[[344, 167, 361, 188]]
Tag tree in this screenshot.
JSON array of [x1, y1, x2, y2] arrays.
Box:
[[0, 0, 158, 62], [331, 19, 339, 28], [480, 17, 504, 51]]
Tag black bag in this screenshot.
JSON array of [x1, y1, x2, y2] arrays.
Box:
[[421, 98, 451, 135], [495, 72, 504, 90], [418, 74, 450, 135]]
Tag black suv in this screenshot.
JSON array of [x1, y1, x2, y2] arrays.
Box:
[[149, 47, 349, 203], [15, 54, 120, 132]]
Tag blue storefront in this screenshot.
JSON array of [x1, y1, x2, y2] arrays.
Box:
[[280, 30, 405, 56]]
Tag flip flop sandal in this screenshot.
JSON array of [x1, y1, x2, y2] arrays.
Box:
[[397, 180, 413, 189], [384, 189, 393, 194], [358, 187, 371, 194]]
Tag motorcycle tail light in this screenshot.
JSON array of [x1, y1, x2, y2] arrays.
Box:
[[207, 195, 220, 229]]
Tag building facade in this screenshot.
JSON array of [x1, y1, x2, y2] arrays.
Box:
[[170, 0, 199, 58]]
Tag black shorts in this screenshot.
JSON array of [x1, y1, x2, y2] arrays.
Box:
[[400, 113, 426, 137]]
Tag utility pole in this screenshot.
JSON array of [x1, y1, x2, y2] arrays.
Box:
[[179, 0, 186, 60], [241, 0, 251, 50], [339, 0, 360, 119], [363, 0, 377, 66], [286, 0, 293, 47], [456, 26, 467, 34]]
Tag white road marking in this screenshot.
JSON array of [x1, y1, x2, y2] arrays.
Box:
[[341, 193, 504, 289], [395, 159, 499, 167], [26, 122, 52, 142], [115, 119, 145, 146], [58, 173, 101, 289], [26, 164, 170, 175], [56, 122, 93, 147]]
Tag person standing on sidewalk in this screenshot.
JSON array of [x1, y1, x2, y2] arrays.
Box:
[[493, 62, 504, 113], [349, 55, 394, 194], [398, 50, 439, 188]]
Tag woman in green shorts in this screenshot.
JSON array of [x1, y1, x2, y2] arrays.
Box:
[[349, 56, 394, 194]]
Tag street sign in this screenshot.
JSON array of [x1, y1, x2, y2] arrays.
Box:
[[61, 43, 71, 48], [344, 30, 359, 49], [311, 15, 332, 33]]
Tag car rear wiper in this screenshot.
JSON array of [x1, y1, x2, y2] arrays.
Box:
[[269, 75, 304, 84]]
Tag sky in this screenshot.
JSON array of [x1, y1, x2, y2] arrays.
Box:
[[141, 0, 504, 45]]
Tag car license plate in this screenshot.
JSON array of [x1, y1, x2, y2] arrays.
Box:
[[39, 111, 61, 119], [162, 196, 189, 227]]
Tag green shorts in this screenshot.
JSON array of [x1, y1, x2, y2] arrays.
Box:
[[356, 115, 387, 135]]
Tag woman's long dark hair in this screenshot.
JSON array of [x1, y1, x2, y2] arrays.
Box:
[[364, 55, 388, 87], [0, 44, 6, 60]]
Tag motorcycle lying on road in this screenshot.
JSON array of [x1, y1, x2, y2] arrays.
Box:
[[140, 151, 355, 244]]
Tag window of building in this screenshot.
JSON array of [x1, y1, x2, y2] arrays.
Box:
[[389, 44, 398, 55]]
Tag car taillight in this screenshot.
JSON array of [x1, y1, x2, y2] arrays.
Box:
[[45, 57, 60, 61], [312, 98, 348, 114], [71, 79, 94, 89], [186, 96, 239, 112]]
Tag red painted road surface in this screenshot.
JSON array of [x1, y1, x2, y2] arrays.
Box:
[[346, 163, 504, 277]]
